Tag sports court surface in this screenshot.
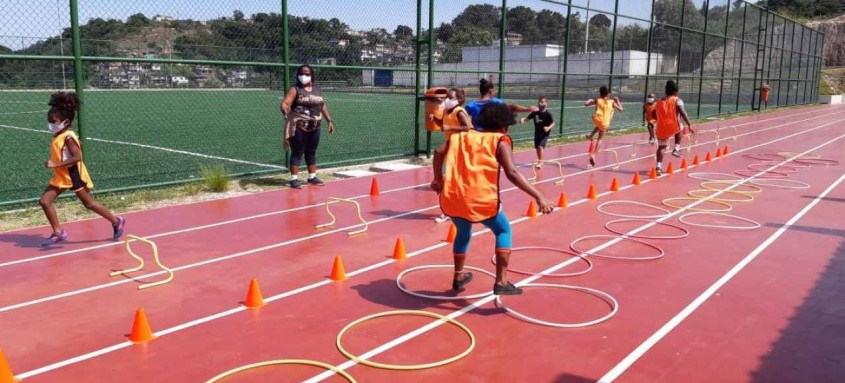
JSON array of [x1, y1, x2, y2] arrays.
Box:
[[1, 103, 844, 382]]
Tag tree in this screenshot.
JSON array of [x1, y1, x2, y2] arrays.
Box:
[[435, 22, 455, 42], [589, 14, 612, 29], [507, 6, 542, 43], [394, 25, 413, 40], [452, 4, 500, 35], [537, 10, 566, 42], [233, 10, 245, 21], [440, 27, 495, 63], [0, 45, 12, 54], [127, 13, 150, 28]]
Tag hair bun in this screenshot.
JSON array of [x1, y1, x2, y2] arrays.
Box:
[[479, 78, 488, 85], [48, 91, 81, 111]]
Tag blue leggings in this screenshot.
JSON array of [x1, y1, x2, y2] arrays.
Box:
[[451, 210, 512, 254]]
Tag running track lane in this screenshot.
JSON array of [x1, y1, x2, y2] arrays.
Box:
[[10, 108, 845, 381]]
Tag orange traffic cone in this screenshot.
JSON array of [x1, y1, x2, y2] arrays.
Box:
[[609, 178, 620, 192], [392, 237, 407, 260], [715, 147, 723, 158], [525, 200, 538, 217], [587, 140, 595, 153], [128, 308, 155, 343], [680, 158, 688, 170], [705, 151, 712, 162], [649, 167, 658, 180], [330, 256, 347, 281], [0, 349, 16, 383], [370, 178, 380, 196], [587, 184, 597, 200], [723, 145, 731, 154], [667, 162, 675, 174], [444, 224, 457, 243], [632, 172, 641, 186], [244, 279, 265, 309], [557, 192, 568, 208], [693, 154, 701, 165]]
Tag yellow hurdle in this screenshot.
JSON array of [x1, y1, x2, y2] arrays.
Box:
[[110, 235, 174, 290], [719, 125, 738, 141], [694, 129, 720, 149], [315, 197, 369, 236], [600, 147, 621, 170], [528, 160, 565, 185]]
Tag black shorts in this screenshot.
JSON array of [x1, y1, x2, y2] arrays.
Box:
[[534, 133, 550, 148], [68, 164, 87, 192]]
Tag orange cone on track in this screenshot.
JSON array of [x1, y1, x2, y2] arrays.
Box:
[[609, 178, 620, 192], [716, 147, 723, 158], [392, 237, 407, 260], [445, 224, 457, 243], [525, 200, 538, 217], [330, 256, 347, 281], [587, 184, 597, 200], [667, 162, 675, 174], [244, 279, 265, 309], [649, 167, 658, 180], [0, 349, 16, 383], [680, 158, 688, 170], [632, 172, 641, 185], [705, 152, 712, 162], [128, 308, 155, 343], [693, 154, 701, 165], [723, 145, 731, 154], [557, 192, 568, 208], [370, 178, 380, 196]]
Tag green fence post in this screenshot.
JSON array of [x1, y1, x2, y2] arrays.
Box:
[[413, 0, 423, 155], [735, 3, 747, 112], [425, 0, 435, 157], [777, 15, 787, 106], [784, 21, 794, 105], [717, 1, 730, 114], [607, 0, 619, 90], [643, 0, 656, 122], [802, 26, 811, 104], [676, 0, 686, 86], [69, 0, 86, 139], [696, 0, 709, 118], [559, 0, 572, 136], [282, 0, 290, 90], [498, 0, 507, 98]]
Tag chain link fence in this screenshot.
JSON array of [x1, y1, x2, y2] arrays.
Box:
[[0, 0, 823, 204]]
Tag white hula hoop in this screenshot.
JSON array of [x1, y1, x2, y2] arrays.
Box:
[[492, 246, 593, 278], [749, 178, 811, 189], [570, 235, 665, 261], [604, 218, 691, 240], [747, 163, 798, 174], [396, 265, 495, 301], [495, 283, 618, 328], [597, 200, 671, 219], [688, 172, 745, 182], [679, 212, 761, 230]]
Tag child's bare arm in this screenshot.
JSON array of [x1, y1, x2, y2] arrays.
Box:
[[497, 141, 553, 213], [613, 96, 624, 111], [544, 122, 555, 132], [430, 142, 448, 193], [585, 99, 596, 107], [678, 103, 694, 133]]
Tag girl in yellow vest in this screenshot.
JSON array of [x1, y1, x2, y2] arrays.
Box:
[[585, 85, 623, 167], [434, 88, 474, 224], [39, 92, 125, 247], [654, 81, 694, 175], [431, 103, 554, 295]]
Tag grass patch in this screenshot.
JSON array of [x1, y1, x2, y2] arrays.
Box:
[[201, 164, 229, 192]]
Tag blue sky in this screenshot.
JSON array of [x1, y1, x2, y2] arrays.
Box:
[[0, 0, 658, 50]]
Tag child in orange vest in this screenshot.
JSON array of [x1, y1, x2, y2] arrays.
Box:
[[653, 81, 694, 175], [431, 103, 553, 295], [643, 93, 657, 144], [585, 85, 623, 167], [39, 92, 125, 246], [434, 88, 473, 224]]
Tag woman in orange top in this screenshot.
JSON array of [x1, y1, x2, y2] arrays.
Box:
[[654, 81, 694, 175], [434, 88, 474, 223], [643, 93, 657, 144], [39, 92, 125, 247], [431, 103, 553, 295], [761, 82, 770, 107], [585, 85, 623, 167]]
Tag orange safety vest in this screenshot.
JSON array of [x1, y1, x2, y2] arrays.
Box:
[[644, 102, 657, 124], [440, 130, 510, 222], [443, 106, 467, 141], [655, 96, 681, 140], [50, 130, 93, 190], [592, 98, 615, 130]]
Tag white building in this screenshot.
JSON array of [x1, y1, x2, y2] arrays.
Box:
[[363, 44, 667, 87], [154, 15, 173, 22]]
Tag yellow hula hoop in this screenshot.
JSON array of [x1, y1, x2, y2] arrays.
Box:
[[688, 189, 755, 202], [662, 197, 733, 212], [699, 181, 763, 194], [205, 359, 356, 383], [336, 310, 475, 370]]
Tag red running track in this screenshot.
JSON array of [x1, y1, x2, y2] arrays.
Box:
[[1, 104, 843, 382]]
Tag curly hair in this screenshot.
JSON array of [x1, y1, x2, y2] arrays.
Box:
[[476, 102, 515, 131], [48, 91, 81, 123]]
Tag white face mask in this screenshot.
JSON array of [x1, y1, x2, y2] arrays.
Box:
[[444, 98, 459, 110], [48, 121, 66, 133], [298, 75, 311, 85], [646, 98, 655, 103]]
